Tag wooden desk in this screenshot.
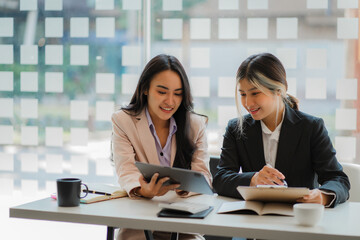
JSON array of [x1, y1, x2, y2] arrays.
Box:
[[9, 193, 360, 240]]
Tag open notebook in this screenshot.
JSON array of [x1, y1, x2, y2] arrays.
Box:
[[80, 183, 128, 204]]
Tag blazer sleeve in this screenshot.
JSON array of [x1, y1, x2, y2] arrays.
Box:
[[310, 118, 350, 207], [213, 119, 255, 198], [111, 112, 142, 197]]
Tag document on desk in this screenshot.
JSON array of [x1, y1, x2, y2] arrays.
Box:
[[217, 200, 294, 216], [237, 186, 310, 203]]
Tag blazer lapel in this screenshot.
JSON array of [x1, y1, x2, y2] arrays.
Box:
[[243, 118, 266, 171], [275, 106, 303, 177], [135, 110, 159, 165]]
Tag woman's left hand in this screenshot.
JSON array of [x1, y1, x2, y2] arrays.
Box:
[[297, 189, 331, 206]]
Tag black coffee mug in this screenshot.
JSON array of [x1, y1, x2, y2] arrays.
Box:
[[56, 178, 88, 207]]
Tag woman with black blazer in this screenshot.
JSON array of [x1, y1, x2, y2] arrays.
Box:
[[213, 53, 350, 208]]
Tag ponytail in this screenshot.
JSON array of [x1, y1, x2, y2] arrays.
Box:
[[284, 93, 299, 110]]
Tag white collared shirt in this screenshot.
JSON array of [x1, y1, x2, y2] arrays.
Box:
[[260, 109, 285, 167]]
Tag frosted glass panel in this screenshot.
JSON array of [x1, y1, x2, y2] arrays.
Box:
[[190, 77, 210, 97], [96, 101, 115, 121], [20, 72, 38, 92], [70, 100, 89, 120], [122, 74, 139, 94], [305, 78, 327, 99], [247, 18, 268, 39], [190, 48, 210, 68], [0, 45, 13, 64], [190, 18, 211, 39], [336, 78, 357, 100], [218, 106, 237, 126], [95, 0, 114, 10], [337, 18, 358, 39], [70, 45, 89, 65], [45, 45, 63, 65], [337, 0, 358, 8], [20, 0, 37, 11], [218, 18, 239, 39], [335, 137, 356, 162], [70, 155, 89, 175], [0, 72, 13, 91], [21, 180, 38, 196], [20, 153, 38, 172], [163, 0, 182, 11], [96, 73, 115, 94], [45, 154, 63, 173], [45, 0, 63, 11], [70, 18, 89, 38], [45, 18, 63, 38], [306, 49, 327, 69], [45, 72, 63, 93], [0, 178, 13, 195], [0, 18, 13, 37], [276, 48, 297, 69], [96, 18, 115, 38], [218, 0, 239, 10], [335, 108, 357, 130], [0, 125, 13, 144], [307, 0, 328, 9], [20, 98, 38, 119], [122, 46, 141, 66], [0, 153, 13, 171], [276, 18, 298, 39], [162, 19, 183, 39], [21, 126, 38, 146], [218, 77, 235, 97], [45, 127, 63, 147], [248, 0, 268, 9], [20, 45, 38, 65], [287, 77, 297, 97], [70, 128, 89, 146], [123, 0, 141, 10], [0, 98, 13, 118]]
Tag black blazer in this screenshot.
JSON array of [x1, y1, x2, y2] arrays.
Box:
[[213, 105, 350, 207]]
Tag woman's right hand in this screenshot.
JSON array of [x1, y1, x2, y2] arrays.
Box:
[[136, 173, 180, 199], [250, 164, 286, 186]]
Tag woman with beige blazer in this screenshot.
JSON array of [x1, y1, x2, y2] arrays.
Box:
[[111, 54, 211, 240]]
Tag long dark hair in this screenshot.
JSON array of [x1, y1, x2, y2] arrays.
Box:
[[235, 53, 299, 133], [122, 54, 197, 169]]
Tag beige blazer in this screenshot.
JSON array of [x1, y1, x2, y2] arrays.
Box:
[[111, 109, 212, 197]]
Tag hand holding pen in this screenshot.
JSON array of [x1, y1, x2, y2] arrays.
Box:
[[250, 164, 287, 187]]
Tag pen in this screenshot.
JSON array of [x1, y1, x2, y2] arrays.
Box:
[[266, 164, 287, 186], [82, 189, 112, 196]]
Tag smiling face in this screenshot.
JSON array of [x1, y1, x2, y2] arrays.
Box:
[[239, 78, 282, 129], [146, 70, 183, 126]]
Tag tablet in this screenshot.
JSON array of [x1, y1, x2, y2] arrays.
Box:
[[237, 186, 310, 203], [135, 162, 214, 195]]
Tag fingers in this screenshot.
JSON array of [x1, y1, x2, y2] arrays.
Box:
[[296, 189, 322, 204], [255, 165, 286, 185]]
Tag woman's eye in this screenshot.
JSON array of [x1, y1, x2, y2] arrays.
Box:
[[252, 92, 260, 96], [175, 93, 182, 96], [158, 91, 166, 95], [240, 93, 246, 97]]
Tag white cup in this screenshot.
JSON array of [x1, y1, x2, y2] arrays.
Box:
[[293, 203, 324, 226]]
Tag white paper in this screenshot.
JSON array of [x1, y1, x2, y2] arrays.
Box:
[[190, 77, 210, 97], [0, 18, 13, 37], [0, 178, 13, 195], [337, 0, 358, 8], [247, 18, 268, 39], [0, 125, 13, 144], [45, 72, 63, 92], [248, 0, 268, 9], [337, 18, 358, 39], [190, 48, 210, 68], [336, 78, 357, 100], [305, 78, 327, 99], [335, 108, 357, 130], [45, 127, 63, 147], [335, 136, 356, 162], [70, 18, 89, 38], [190, 18, 211, 39], [70, 100, 89, 120], [122, 46, 141, 66], [20, 153, 38, 172], [0, 71, 13, 91], [71, 128, 88, 146], [0, 153, 13, 171], [21, 180, 38, 196], [218, 0, 239, 10], [45, 154, 63, 173], [218, 77, 235, 97], [20, 0, 37, 11], [163, 0, 182, 11], [45, 0, 63, 10], [123, 0, 141, 10], [276, 48, 297, 69], [306, 49, 327, 69], [95, 0, 114, 10], [276, 18, 298, 39], [307, 0, 328, 8], [218, 106, 237, 127], [20, 98, 38, 119], [45, 17, 63, 37], [70, 155, 88, 175], [162, 18, 183, 40], [0, 98, 13, 118], [96, 17, 115, 38], [96, 101, 114, 121], [287, 77, 297, 97], [20, 72, 38, 92], [21, 126, 38, 146], [20, 45, 38, 65], [70, 45, 89, 65], [218, 18, 239, 39], [122, 74, 139, 94], [0, 45, 13, 64], [96, 73, 115, 94], [45, 45, 63, 65]]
